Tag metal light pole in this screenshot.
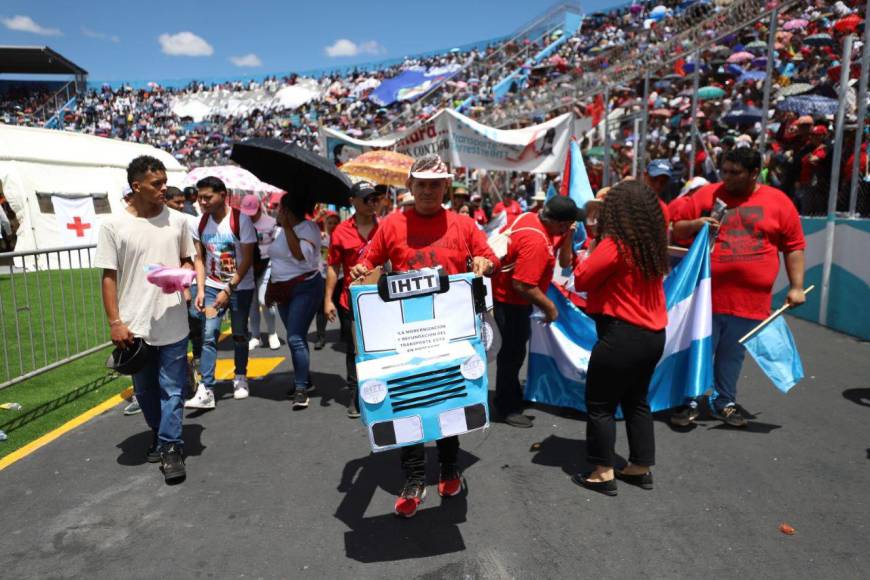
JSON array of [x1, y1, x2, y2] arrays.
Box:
[[638, 71, 651, 170], [603, 86, 612, 186], [758, 6, 779, 154], [689, 50, 701, 180], [849, 0, 870, 217], [820, 34, 854, 326]]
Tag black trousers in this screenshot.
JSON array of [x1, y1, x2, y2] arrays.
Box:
[[585, 315, 665, 468], [493, 301, 532, 416], [338, 304, 357, 388], [399, 437, 459, 484]]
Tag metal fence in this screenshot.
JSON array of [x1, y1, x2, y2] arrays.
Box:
[[0, 244, 109, 390]]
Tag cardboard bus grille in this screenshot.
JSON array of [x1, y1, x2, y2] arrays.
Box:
[[388, 366, 468, 412]]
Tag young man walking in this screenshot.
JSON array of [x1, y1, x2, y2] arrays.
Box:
[[96, 156, 197, 483], [186, 176, 257, 408]]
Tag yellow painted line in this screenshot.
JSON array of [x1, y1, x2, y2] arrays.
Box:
[[0, 389, 129, 472], [215, 357, 284, 379], [0, 355, 284, 473]]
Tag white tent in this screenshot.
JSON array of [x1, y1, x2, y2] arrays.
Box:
[[0, 125, 186, 267]]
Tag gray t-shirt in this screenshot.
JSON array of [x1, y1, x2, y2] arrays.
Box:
[[94, 206, 195, 346]]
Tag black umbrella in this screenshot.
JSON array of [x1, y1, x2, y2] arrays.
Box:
[[230, 138, 353, 206]]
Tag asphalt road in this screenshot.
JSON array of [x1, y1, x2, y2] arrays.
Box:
[[1, 316, 868, 579]]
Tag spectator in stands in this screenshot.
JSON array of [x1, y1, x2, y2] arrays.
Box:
[[268, 193, 324, 410], [241, 194, 281, 352], [324, 181, 381, 418], [95, 155, 195, 483], [491, 196, 580, 428], [669, 148, 806, 428], [186, 176, 257, 409]]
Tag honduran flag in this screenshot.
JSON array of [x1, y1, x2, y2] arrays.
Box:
[[559, 140, 595, 209], [526, 225, 713, 412]]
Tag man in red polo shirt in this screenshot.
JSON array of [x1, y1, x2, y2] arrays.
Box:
[[493, 190, 523, 227], [350, 154, 498, 519], [492, 195, 580, 428], [669, 148, 806, 428], [324, 181, 381, 419]]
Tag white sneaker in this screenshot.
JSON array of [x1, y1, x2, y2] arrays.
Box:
[[268, 333, 281, 350], [248, 337, 262, 351], [185, 384, 216, 409], [233, 375, 250, 400]]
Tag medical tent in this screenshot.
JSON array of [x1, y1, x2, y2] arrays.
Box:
[[0, 124, 186, 267]]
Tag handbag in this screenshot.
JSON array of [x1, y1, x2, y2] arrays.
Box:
[[488, 213, 550, 273], [265, 272, 317, 306]]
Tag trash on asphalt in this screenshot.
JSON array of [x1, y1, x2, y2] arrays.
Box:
[[779, 523, 796, 535]]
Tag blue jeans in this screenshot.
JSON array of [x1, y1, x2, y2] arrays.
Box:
[[249, 266, 278, 337], [132, 337, 188, 449], [189, 284, 254, 388], [709, 313, 759, 412], [275, 274, 324, 391]]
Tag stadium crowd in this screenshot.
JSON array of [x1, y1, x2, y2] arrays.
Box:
[[1, 0, 866, 214]]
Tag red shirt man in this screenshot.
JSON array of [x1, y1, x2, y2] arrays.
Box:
[[491, 196, 580, 427], [493, 193, 523, 227]]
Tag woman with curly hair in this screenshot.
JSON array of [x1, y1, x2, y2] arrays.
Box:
[[571, 179, 669, 496]]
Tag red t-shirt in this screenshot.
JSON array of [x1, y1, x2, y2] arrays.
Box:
[[328, 215, 379, 310], [669, 183, 805, 320], [361, 208, 499, 275], [799, 145, 827, 185], [493, 199, 523, 227], [573, 237, 667, 331], [472, 207, 488, 226], [492, 213, 556, 305]]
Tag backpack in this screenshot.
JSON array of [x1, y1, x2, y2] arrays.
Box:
[[198, 208, 265, 273], [487, 212, 550, 273]]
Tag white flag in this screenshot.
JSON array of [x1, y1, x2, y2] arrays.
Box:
[[52, 196, 98, 245]]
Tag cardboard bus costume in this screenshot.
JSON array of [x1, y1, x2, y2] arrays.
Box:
[[350, 268, 490, 452]]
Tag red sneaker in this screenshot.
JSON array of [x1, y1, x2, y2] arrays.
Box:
[[394, 482, 426, 518], [438, 464, 463, 497]]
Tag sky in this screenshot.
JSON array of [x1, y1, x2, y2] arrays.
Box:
[[0, 0, 624, 84]]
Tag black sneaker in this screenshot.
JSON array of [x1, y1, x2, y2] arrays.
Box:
[[160, 444, 186, 484], [292, 390, 309, 410], [347, 389, 360, 419], [669, 404, 700, 427], [504, 412, 533, 428], [713, 405, 747, 428], [146, 434, 161, 463], [314, 337, 326, 350]]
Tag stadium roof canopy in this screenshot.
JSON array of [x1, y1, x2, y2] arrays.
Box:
[[0, 46, 87, 76]]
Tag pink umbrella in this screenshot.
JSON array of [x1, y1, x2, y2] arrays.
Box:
[[727, 51, 755, 63], [782, 19, 808, 31], [182, 165, 283, 194]]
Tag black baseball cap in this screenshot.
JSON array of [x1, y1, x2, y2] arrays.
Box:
[[542, 195, 581, 223], [350, 181, 377, 199], [106, 338, 154, 375]]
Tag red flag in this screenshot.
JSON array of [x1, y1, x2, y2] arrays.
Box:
[[559, 141, 572, 197]]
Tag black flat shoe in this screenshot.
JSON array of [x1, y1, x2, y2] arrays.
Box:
[[615, 470, 653, 490], [571, 473, 617, 496]]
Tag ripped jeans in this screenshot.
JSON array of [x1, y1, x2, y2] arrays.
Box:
[[189, 284, 254, 388]]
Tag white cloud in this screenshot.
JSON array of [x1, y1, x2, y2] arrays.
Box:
[[158, 31, 213, 57], [82, 26, 120, 43], [324, 38, 385, 58], [230, 53, 262, 67], [1, 15, 62, 36]]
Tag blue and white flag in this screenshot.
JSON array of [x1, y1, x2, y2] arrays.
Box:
[[742, 316, 804, 393], [526, 226, 713, 412]]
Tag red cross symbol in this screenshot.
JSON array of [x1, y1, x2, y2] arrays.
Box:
[[66, 216, 92, 237]]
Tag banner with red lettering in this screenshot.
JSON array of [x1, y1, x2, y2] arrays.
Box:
[[318, 109, 573, 174], [51, 195, 98, 245]]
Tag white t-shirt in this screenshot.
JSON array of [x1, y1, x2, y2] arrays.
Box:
[[192, 210, 257, 291], [252, 213, 278, 258], [94, 206, 195, 346], [269, 220, 321, 282]]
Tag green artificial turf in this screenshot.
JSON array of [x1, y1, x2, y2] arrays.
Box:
[[0, 346, 129, 460], [0, 267, 108, 385]]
